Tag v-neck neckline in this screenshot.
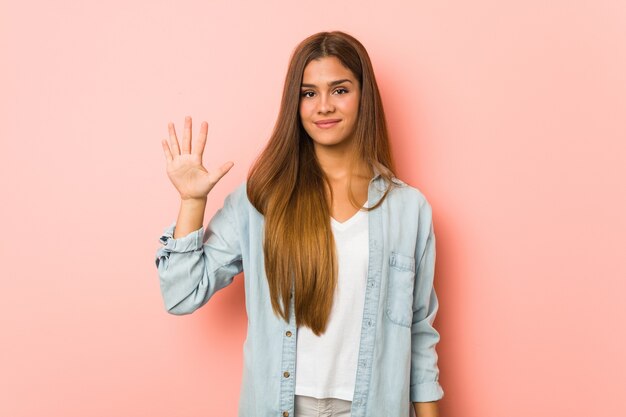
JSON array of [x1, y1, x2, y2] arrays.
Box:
[[330, 203, 368, 231]]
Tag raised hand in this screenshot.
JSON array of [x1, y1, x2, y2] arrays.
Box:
[[161, 116, 234, 200]]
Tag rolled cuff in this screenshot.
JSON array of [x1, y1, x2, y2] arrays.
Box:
[[157, 222, 204, 253], [410, 380, 444, 403]]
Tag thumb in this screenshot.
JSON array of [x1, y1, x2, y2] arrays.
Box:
[[214, 161, 234, 182]]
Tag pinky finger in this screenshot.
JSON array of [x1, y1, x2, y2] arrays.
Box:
[[161, 139, 173, 163]]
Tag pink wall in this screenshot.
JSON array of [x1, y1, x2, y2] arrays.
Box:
[[1, 1, 624, 416]]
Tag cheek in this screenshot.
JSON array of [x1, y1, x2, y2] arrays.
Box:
[[344, 93, 359, 113], [299, 103, 313, 133], [299, 101, 312, 118], [347, 98, 360, 118]]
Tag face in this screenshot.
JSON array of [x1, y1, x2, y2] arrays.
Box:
[[299, 56, 361, 152]]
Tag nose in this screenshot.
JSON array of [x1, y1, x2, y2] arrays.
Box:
[[317, 93, 335, 114]]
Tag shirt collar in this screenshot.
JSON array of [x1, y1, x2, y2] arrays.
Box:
[[370, 165, 382, 183], [370, 165, 404, 189]]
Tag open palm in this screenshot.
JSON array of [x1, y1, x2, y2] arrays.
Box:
[[161, 116, 233, 200]]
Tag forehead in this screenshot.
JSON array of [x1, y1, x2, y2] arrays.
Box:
[[301, 56, 356, 84]]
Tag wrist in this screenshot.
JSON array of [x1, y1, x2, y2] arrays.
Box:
[[180, 196, 207, 204]]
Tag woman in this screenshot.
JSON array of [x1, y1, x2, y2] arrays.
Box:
[[156, 31, 444, 417]]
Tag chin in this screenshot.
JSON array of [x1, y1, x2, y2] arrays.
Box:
[[312, 139, 348, 148]]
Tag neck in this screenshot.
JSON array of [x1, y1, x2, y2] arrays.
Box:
[[313, 141, 371, 182]]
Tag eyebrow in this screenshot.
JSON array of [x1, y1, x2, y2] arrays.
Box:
[[300, 79, 353, 88]]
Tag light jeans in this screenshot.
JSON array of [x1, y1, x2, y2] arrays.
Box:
[[294, 395, 352, 417]]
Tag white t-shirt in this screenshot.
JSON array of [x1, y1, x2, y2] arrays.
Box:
[[294, 206, 369, 401]]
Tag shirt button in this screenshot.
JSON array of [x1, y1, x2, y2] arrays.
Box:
[[283, 412, 289, 417], [283, 371, 290, 378], [286, 331, 292, 337]]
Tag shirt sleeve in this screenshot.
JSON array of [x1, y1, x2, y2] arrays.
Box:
[[154, 192, 243, 315], [410, 200, 445, 402]]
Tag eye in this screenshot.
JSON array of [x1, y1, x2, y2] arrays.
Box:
[[334, 87, 349, 95], [301, 91, 315, 98]]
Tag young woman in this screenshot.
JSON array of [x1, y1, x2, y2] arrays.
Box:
[[156, 31, 444, 417]]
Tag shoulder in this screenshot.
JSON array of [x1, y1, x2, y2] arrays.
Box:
[[228, 180, 248, 200], [222, 180, 262, 221], [387, 177, 433, 215], [222, 180, 248, 210], [387, 178, 435, 247], [224, 181, 248, 206]]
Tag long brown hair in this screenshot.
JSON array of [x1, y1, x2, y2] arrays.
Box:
[[247, 31, 397, 335]]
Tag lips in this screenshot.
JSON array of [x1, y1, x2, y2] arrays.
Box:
[[314, 119, 341, 129]]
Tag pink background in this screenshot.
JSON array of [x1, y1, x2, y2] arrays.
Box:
[[1, 1, 625, 416]]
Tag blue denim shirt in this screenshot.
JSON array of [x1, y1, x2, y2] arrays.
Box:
[[155, 173, 444, 417]]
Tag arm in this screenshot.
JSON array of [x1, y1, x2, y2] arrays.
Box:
[[173, 197, 207, 239], [410, 200, 444, 405], [155, 191, 243, 315], [156, 116, 241, 315]]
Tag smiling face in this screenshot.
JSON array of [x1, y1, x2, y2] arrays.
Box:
[[299, 56, 361, 153]]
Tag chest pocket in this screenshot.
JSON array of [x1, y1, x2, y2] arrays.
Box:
[[385, 252, 416, 327]]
